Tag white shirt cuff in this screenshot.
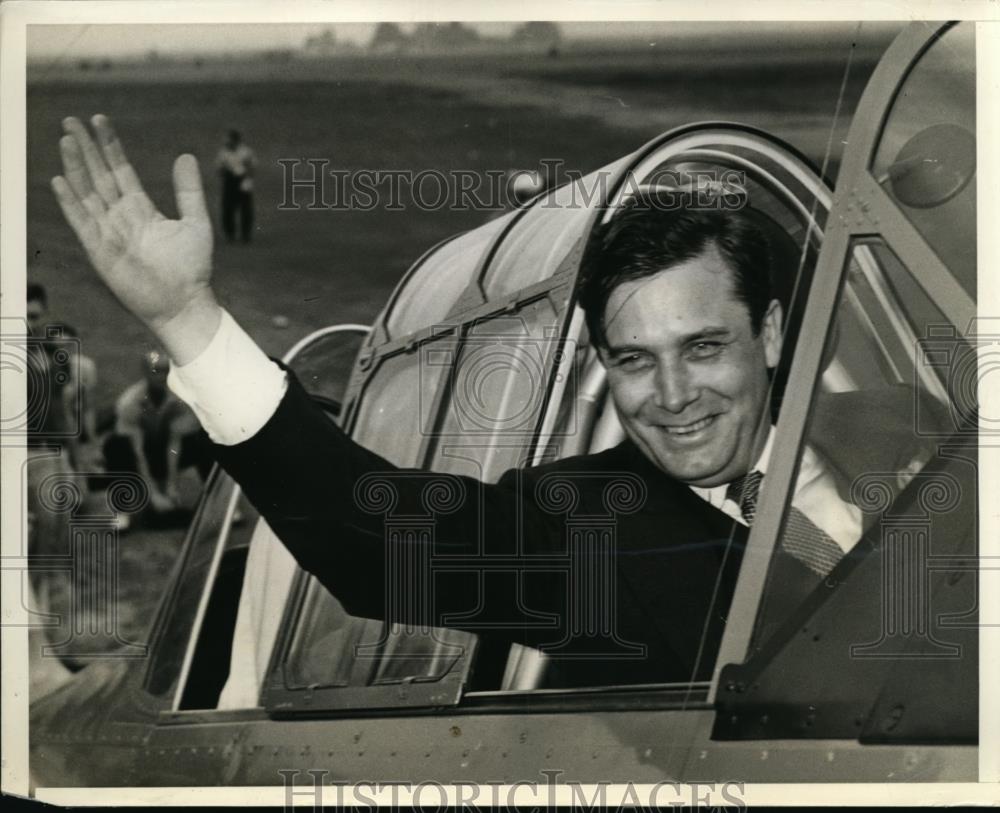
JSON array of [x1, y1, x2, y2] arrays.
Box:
[[167, 309, 287, 446]]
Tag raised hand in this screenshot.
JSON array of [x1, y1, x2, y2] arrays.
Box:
[[52, 115, 221, 364]]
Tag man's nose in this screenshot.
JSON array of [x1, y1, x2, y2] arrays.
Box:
[[653, 362, 698, 413]]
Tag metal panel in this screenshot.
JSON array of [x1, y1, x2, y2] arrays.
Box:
[[73, 703, 975, 786]]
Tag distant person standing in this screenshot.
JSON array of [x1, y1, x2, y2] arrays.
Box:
[[216, 129, 256, 243]]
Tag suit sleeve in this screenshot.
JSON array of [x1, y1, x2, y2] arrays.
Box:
[[211, 370, 566, 645]]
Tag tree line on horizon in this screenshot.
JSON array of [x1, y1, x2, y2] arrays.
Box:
[[365, 21, 562, 53]]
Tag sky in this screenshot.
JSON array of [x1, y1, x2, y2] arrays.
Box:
[[26, 21, 895, 60]]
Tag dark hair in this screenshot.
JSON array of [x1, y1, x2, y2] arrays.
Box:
[[577, 192, 774, 349], [27, 282, 47, 307]]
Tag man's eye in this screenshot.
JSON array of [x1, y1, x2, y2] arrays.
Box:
[[687, 341, 724, 359], [615, 354, 651, 372]]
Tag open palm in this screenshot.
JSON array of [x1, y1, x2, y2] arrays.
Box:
[[52, 115, 214, 331]]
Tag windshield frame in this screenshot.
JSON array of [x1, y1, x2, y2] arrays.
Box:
[[709, 21, 976, 702]]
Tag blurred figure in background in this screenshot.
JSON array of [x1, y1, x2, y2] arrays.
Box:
[[25, 282, 77, 468], [102, 350, 213, 528], [47, 322, 100, 471], [216, 129, 256, 243], [25, 283, 70, 440], [25, 283, 74, 633], [26, 282, 49, 339]]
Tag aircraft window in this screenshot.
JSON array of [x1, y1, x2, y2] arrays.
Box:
[[385, 211, 516, 339], [214, 516, 298, 710], [289, 328, 368, 412], [144, 468, 242, 697], [351, 341, 453, 467], [279, 297, 571, 702], [284, 578, 475, 692], [535, 341, 596, 463], [177, 489, 260, 709], [175, 354, 361, 710], [426, 296, 564, 482], [481, 157, 631, 301], [751, 238, 966, 647], [266, 329, 484, 708], [870, 23, 975, 298]]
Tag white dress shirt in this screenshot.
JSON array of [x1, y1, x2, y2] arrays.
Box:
[[216, 143, 257, 178], [167, 309, 287, 445], [690, 426, 862, 553]]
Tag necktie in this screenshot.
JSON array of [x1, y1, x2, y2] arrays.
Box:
[[726, 471, 843, 578]]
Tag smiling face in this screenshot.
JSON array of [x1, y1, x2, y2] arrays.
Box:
[[599, 243, 783, 488]]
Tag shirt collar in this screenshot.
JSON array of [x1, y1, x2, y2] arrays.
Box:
[[690, 425, 776, 510]]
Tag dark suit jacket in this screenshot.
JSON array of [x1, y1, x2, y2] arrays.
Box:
[[213, 372, 937, 688]]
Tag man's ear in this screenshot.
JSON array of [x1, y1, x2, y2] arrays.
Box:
[[761, 298, 783, 369]]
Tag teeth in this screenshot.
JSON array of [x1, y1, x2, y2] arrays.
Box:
[[665, 416, 713, 435]]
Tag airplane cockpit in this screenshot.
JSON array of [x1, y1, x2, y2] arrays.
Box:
[[175, 120, 835, 709]]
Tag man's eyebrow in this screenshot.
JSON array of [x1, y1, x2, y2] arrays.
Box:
[[605, 327, 732, 356], [604, 343, 647, 358], [681, 327, 732, 343]]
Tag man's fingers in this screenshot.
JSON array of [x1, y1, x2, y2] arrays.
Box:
[[173, 154, 209, 224], [59, 134, 99, 205], [51, 176, 101, 256], [51, 175, 88, 235], [92, 114, 148, 198], [60, 135, 107, 222], [62, 116, 119, 206]]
